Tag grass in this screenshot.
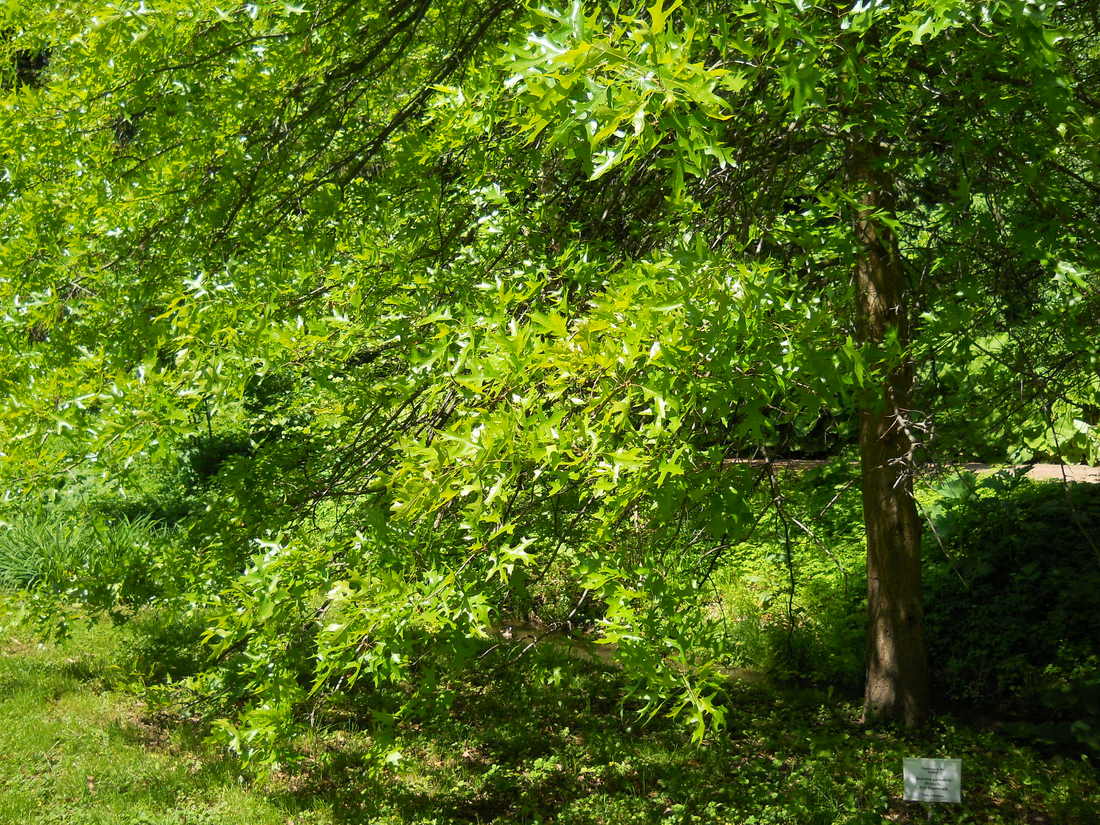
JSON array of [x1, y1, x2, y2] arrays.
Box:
[[1, 593, 1097, 825], [0, 595, 321, 825]]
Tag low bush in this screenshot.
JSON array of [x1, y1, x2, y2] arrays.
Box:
[[922, 472, 1100, 750]]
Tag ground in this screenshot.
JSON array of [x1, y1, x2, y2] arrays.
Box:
[[1, 595, 1097, 825]]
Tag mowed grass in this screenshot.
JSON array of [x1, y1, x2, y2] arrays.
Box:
[[0, 595, 330, 825], [1, 593, 1098, 824]]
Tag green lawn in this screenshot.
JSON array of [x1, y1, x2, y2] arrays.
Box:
[[0, 597, 324, 825], [1, 596, 1097, 824]]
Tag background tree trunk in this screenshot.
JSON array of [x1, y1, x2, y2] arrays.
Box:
[[850, 145, 930, 727]]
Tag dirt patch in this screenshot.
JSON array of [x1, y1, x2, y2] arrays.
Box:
[[724, 459, 1100, 483], [966, 463, 1100, 483]]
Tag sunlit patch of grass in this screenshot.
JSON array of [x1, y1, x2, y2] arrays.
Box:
[[0, 593, 328, 825]]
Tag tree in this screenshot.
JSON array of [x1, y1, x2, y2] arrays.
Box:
[[0, 0, 1095, 757], [849, 141, 928, 725], [501, 0, 1097, 726]]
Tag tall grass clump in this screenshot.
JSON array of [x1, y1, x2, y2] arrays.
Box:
[[0, 499, 174, 637], [0, 508, 90, 590]]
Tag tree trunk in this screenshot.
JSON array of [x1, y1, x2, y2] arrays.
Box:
[[850, 146, 930, 727]]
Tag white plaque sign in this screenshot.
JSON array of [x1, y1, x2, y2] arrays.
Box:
[[903, 758, 961, 803]]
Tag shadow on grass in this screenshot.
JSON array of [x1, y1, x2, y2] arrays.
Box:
[[254, 643, 1096, 825], [102, 713, 270, 810], [0, 645, 119, 703]]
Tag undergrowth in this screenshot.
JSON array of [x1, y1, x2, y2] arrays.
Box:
[[1, 593, 1097, 825]]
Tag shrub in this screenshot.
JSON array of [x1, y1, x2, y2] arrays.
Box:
[[922, 472, 1100, 749]]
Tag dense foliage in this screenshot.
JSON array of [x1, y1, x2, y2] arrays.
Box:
[[0, 0, 1097, 764], [923, 473, 1100, 750]]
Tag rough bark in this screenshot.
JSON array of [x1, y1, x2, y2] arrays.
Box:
[[850, 146, 930, 727]]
